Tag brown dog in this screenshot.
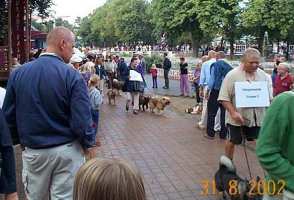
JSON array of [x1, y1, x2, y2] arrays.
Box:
[[139, 95, 151, 112], [106, 89, 118, 105], [112, 79, 124, 95], [149, 96, 171, 114]]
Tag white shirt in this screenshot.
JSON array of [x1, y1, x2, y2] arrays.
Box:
[[0, 87, 6, 108]]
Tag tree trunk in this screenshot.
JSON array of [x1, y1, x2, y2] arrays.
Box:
[[229, 39, 234, 59], [220, 37, 224, 48], [277, 39, 280, 54], [191, 39, 200, 57], [257, 37, 263, 54], [286, 40, 290, 60], [190, 31, 200, 57]]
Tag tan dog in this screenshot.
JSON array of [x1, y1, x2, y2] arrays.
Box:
[[106, 89, 118, 105], [149, 96, 171, 114]]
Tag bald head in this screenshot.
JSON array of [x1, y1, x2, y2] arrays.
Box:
[[46, 27, 75, 63], [47, 26, 74, 46]]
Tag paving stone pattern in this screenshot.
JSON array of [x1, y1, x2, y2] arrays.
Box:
[[5, 75, 264, 200], [96, 93, 264, 200]]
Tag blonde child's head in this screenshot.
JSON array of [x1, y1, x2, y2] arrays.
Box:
[[88, 74, 100, 87], [151, 64, 156, 69], [73, 158, 146, 200]]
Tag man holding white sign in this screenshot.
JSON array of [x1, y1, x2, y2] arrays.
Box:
[[218, 48, 272, 160]]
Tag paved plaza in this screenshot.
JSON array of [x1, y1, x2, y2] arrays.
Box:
[[97, 75, 264, 200], [5, 75, 264, 200]]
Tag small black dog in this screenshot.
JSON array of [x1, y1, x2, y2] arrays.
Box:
[[139, 95, 151, 112], [215, 155, 262, 200]]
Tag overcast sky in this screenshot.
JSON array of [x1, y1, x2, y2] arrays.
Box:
[[53, 0, 106, 22]]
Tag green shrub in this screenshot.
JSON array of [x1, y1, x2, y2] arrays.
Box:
[[119, 52, 132, 58], [144, 54, 163, 73]]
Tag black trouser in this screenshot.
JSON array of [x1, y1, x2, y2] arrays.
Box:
[[152, 76, 158, 88], [194, 82, 201, 104], [207, 89, 227, 138], [163, 69, 169, 88]]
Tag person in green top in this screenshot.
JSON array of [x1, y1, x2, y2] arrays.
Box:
[[256, 91, 294, 200]]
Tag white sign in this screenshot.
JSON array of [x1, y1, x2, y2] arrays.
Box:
[[129, 70, 143, 82], [235, 81, 270, 108]]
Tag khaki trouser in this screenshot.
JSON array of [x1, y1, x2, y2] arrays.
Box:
[[198, 86, 208, 126], [22, 141, 84, 200]]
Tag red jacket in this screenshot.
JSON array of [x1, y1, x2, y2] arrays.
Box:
[[150, 68, 157, 77]]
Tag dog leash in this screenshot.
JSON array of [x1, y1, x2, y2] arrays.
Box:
[[241, 127, 253, 180]]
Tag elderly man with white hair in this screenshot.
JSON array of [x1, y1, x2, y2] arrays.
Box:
[[218, 48, 272, 160], [273, 62, 293, 96]]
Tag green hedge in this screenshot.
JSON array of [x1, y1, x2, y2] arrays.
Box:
[[144, 54, 163, 73]]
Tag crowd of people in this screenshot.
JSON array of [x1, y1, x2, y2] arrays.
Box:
[[190, 48, 294, 200], [0, 27, 148, 200], [0, 26, 294, 200]]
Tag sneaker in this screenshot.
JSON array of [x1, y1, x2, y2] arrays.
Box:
[[133, 110, 138, 115], [163, 86, 167, 89]]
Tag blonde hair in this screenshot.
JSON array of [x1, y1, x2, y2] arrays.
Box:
[[73, 158, 146, 200], [201, 55, 209, 63], [80, 61, 96, 73], [88, 74, 100, 87], [208, 50, 216, 59], [151, 64, 156, 69]]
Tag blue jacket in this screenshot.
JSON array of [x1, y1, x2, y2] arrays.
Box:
[[95, 64, 107, 80], [3, 54, 96, 149], [208, 59, 232, 91], [117, 61, 129, 82], [0, 108, 16, 194]]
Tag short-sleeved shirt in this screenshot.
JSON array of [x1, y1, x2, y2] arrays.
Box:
[[274, 74, 293, 96], [218, 66, 273, 127], [180, 63, 188, 74]]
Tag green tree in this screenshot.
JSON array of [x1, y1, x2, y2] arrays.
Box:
[[78, 0, 154, 47], [197, 0, 241, 57], [151, 0, 207, 56], [55, 17, 74, 31], [29, 0, 54, 18], [241, 0, 268, 52], [242, 0, 294, 58]]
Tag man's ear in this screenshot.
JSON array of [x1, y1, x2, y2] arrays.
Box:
[[59, 39, 66, 50]]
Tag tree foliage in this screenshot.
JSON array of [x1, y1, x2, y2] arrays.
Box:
[[151, 0, 208, 56], [29, 0, 54, 18], [196, 0, 241, 57], [78, 0, 154, 47]]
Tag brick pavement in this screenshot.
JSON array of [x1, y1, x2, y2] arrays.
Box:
[[95, 92, 264, 200], [5, 76, 264, 200]]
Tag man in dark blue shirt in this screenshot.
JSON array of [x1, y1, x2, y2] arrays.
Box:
[[3, 27, 97, 200], [0, 108, 18, 200], [205, 51, 232, 139]]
